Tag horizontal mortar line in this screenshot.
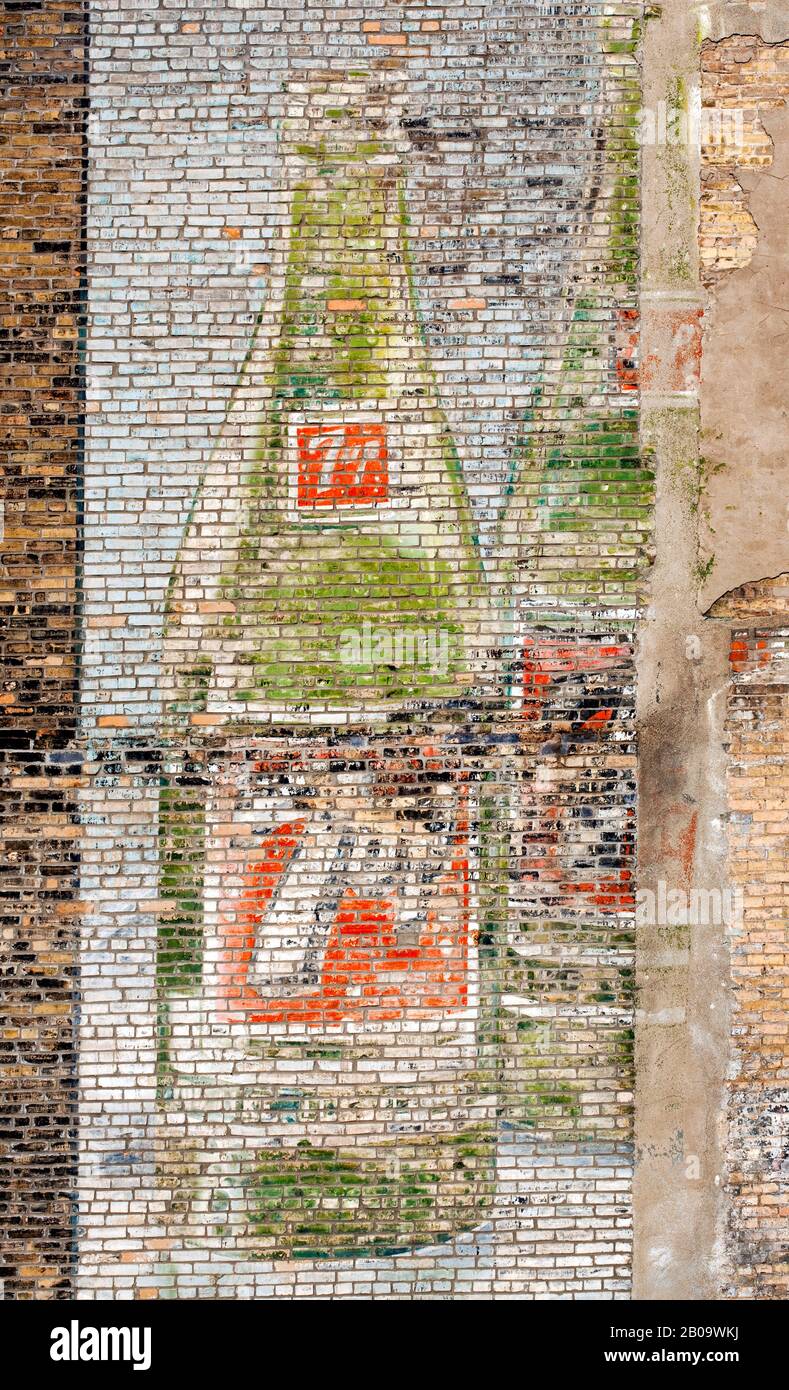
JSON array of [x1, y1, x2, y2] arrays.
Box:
[[501, 997, 632, 1020], [513, 914, 636, 925], [507, 947, 636, 964], [508, 937, 635, 951], [640, 290, 707, 305], [641, 392, 701, 409], [634, 1007, 687, 1027]]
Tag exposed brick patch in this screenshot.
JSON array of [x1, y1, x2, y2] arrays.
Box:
[[700, 37, 789, 285], [708, 574, 789, 623], [719, 579, 789, 1299]]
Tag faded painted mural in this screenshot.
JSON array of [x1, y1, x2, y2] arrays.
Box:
[[75, 2, 650, 1297]]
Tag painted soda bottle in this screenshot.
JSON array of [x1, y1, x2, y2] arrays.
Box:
[[493, 103, 646, 1140], [158, 73, 498, 1259]]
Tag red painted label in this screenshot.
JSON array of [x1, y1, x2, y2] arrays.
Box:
[[296, 422, 388, 508], [615, 308, 640, 392], [216, 797, 472, 1026], [519, 634, 635, 915]]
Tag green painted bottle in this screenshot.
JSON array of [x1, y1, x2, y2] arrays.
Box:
[[164, 75, 487, 721], [157, 74, 498, 1261], [492, 71, 647, 1143]]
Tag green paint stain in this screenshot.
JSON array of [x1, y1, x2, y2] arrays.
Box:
[[157, 775, 205, 989], [246, 1126, 496, 1259]]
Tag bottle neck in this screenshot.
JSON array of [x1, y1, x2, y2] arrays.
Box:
[[271, 154, 406, 406]]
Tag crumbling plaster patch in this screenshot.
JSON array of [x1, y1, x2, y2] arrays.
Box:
[[635, 0, 789, 1302]]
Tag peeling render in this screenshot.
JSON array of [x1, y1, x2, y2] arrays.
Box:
[[637, 0, 789, 1301]]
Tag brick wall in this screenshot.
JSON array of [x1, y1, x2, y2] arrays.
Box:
[[698, 29, 789, 1300], [4, 0, 785, 1305], [0, 0, 86, 1298], [710, 578, 789, 1300], [75, 1, 646, 1299], [3, 0, 783, 1306]]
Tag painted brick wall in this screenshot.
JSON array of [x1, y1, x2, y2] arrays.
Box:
[[75, 1, 647, 1299]]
